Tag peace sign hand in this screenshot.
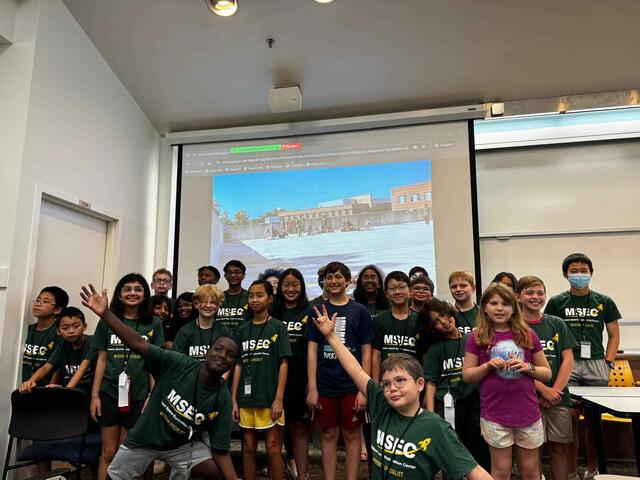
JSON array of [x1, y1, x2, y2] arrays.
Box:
[[312, 304, 338, 338]]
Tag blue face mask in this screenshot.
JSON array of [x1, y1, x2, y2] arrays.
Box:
[[567, 273, 591, 290]]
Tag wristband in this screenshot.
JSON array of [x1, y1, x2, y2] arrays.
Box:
[[528, 363, 536, 376]]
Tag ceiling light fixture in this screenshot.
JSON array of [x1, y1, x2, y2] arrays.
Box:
[[205, 0, 238, 17], [314, 0, 335, 3]]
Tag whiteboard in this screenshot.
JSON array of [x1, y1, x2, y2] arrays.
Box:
[[480, 233, 640, 350], [476, 140, 640, 236], [476, 138, 640, 349]]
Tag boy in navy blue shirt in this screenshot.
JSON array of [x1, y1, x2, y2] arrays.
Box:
[[306, 261, 373, 480]]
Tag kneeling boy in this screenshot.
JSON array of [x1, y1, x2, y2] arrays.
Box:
[[80, 284, 239, 480], [312, 304, 491, 480]]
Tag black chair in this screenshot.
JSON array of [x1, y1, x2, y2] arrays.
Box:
[[3, 387, 101, 480]]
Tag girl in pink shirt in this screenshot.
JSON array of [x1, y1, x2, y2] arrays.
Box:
[[463, 283, 551, 480]]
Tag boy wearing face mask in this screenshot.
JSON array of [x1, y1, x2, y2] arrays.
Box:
[[544, 253, 621, 479]]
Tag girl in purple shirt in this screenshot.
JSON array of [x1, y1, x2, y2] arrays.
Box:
[[463, 283, 551, 480]]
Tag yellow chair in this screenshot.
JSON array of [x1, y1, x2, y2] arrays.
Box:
[[602, 359, 637, 424], [608, 359, 637, 387]]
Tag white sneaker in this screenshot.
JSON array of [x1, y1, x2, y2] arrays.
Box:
[[583, 470, 599, 480], [286, 459, 298, 479], [568, 473, 580, 480]]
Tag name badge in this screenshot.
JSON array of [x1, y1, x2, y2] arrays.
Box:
[[118, 371, 130, 411], [443, 392, 455, 428], [580, 341, 591, 359], [244, 376, 252, 397]]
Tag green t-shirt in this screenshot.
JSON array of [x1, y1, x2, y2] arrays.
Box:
[[172, 320, 231, 362], [366, 379, 478, 480], [280, 306, 311, 392], [372, 310, 419, 362], [22, 322, 60, 383], [124, 345, 232, 451], [527, 314, 578, 407], [235, 318, 292, 408], [367, 303, 384, 317], [218, 290, 249, 334], [47, 335, 98, 392], [423, 334, 476, 402], [454, 305, 477, 335], [91, 316, 165, 400], [544, 290, 621, 360]]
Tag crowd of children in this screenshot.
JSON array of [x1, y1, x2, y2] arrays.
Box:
[[18, 252, 622, 480]]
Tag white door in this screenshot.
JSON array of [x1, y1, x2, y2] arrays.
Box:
[[32, 200, 107, 333]]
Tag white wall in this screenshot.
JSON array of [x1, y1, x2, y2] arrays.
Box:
[[0, 0, 18, 43], [0, 0, 161, 459]]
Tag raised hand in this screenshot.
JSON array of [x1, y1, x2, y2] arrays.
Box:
[[80, 284, 109, 316], [312, 304, 338, 337]]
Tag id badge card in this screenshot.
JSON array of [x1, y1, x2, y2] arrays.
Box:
[[580, 341, 592, 359], [443, 392, 455, 428], [244, 376, 252, 397], [118, 371, 130, 411]]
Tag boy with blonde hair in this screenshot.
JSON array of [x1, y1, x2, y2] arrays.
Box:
[[173, 284, 231, 362], [448, 271, 477, 335]]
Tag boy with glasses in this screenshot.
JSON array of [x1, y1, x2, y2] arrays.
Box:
[[218, 260, 249, 334], [312, 306, 491, 480], [410, 274, 434, 314], [22, 286, 69, 384], [150, 268, 173, 297], [372, 271, 420, 382]]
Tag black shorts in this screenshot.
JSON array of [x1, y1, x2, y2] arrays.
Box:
[[284, 388, 310, 422], [98, 392, 145, 430]]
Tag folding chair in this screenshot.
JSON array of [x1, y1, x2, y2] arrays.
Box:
[[2, 387, 101, 480]]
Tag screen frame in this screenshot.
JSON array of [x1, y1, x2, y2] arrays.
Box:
[[170, 118, 482, 297]]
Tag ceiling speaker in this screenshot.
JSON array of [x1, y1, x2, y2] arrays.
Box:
[[269, 85, 302, 113]]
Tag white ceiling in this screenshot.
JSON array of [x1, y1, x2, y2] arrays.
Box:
[[61, 0, 640, 134]]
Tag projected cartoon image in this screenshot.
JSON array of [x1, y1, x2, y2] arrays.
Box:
[[210, 160, 434, 296]]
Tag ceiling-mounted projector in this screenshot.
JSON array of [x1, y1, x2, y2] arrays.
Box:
[[269, 85, 302, 113]]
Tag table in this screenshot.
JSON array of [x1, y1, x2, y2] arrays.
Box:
[[569, 386, 640, 475]]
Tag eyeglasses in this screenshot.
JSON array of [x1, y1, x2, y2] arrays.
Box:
[[32, 299, 55, 306], [122, 286, 144, 293], [387, 285, 409, 292], [380, 377, 412, 392], [282, 282, 300, 289], [225, 270, 244, 277], [153, 279, 172, 285], [411, 287, 431, 293]]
